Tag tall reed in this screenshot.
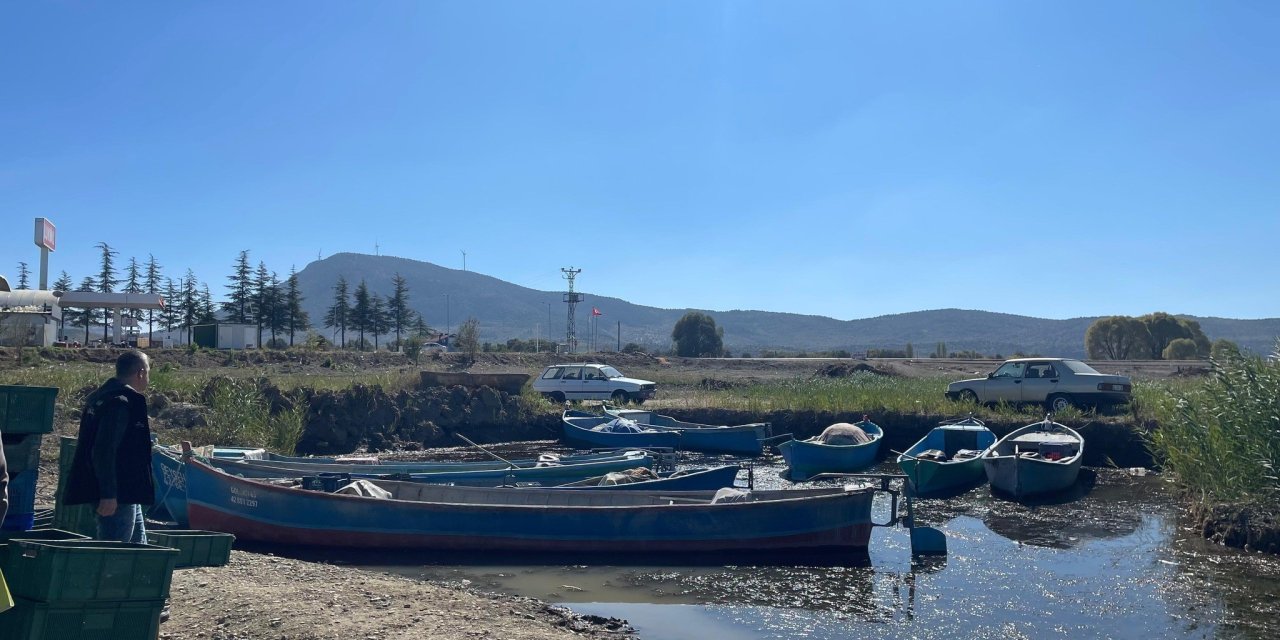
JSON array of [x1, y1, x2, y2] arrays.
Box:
[[1146, 343, 1280, 507]]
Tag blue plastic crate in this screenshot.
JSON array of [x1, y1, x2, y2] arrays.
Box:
[[1, 469, 39, 531]]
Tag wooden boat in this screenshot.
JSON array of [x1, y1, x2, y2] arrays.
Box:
[[561, 411, 682, 450], [778, 419, 884, 481], [553, 465, 742, 491], [205, 448, 650, 475], [183, 456, 877, 556], [981, 418, 1084, 498], [896, 416, 997, 495], [153, 447, 656, 525], [209, 450, 655, 486], [602, 407, 771, 456]]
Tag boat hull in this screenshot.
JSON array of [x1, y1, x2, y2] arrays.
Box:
[[896, 421, 996, 495], [982, 456, 1082, 498], [778, 424, 884, 481], [604, 408, 770, 456], [981, 420, 1084, 498], [561, 413, 683, 450], [185, 460, 875, 555]]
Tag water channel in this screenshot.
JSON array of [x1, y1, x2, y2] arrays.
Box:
[[313, 444, 1279, 639]]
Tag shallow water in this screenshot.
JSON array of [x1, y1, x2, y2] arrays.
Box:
[[331, 447, 1279, 639]]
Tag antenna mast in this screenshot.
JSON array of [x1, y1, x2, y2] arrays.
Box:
[[561, 267, 583, 353]]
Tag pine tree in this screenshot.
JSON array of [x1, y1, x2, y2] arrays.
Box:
[[323, 276, 350, 348], [95, 242, 119, 342], [264, 271, 284, 347], [123, 256, 143, 329], [387, 273, 413, 349], [52, 271, 73, 339], [351, 279, 372, 351], [252, 261, 271, 348], [182, 269, 199, 345], [413, 315, 431, 338], [369, 293, 387, 351], [144, 254, 163, 336], [160, 278, 181, 332], [15, 262, 30, 289], [285, 267, 309, 346], [75, 276, 98, 344], [199, 283, 218, 324], [222, 250, 253, 324]]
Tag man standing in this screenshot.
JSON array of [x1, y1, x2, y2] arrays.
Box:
[[64, 350, 155, 543]]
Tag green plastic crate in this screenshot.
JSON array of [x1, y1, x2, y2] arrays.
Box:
[[147, 530, 235, 568], [0, 596, 163, 640], [1, 540, 178, 603], [0, 385, 59, 435], [2, 432, 43, 475], [51, 437, 97, 538]]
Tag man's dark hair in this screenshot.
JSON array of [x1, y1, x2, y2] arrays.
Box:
[[116, 350, 149, 378]]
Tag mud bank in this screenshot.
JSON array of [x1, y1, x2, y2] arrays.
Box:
[[1196, 504, 1280, 554]]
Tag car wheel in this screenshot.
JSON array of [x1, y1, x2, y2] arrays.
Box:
[[1047, 394, 1071, 413], [611, 390, 629, 405], [550, 391, 566, 404], [632, 397, 646, 405], [958, 389, 979, 404]]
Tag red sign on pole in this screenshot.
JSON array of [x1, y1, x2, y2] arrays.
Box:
[[34, 218, 56, 251]]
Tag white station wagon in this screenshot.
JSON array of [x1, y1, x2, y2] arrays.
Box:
[[945, 358, 1132, 412], [533, 363, 657, 404]]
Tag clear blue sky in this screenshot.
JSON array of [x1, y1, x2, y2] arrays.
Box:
[[3, 2, 1277, 320]]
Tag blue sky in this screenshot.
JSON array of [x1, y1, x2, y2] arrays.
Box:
[[3, 2, 1277, 320]]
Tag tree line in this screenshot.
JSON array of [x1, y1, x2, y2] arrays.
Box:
[[1085, 311, 1238, 360], [322, 273, 432, 351], [30, 245, 312, 348]]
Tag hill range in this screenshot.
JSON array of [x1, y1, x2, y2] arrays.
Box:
[[295, 253, 1280, 357]]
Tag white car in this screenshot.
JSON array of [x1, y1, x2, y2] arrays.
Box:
[[533, 363, 657, 404], [945, 358, 1132, 412]]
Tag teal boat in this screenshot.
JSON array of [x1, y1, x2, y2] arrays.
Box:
[[778, 418, 883, 481], [981, 418, 1084, 499], [896, 416, 996, 495]]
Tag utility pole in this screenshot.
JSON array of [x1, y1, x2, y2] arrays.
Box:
[[561, 267, 582, 353], [617, 321, 621, 352]]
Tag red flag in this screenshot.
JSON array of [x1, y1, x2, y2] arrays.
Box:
[[591, 307, 602, 316]]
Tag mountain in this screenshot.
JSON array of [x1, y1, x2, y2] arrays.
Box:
[[295, 253, 1280, 356]]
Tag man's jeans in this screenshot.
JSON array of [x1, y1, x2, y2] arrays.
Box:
[[97, 503, 147, 544]]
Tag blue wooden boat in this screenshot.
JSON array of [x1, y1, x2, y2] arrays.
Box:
[[211, 450, 655, 486], [183, 456, 878, 556], [981, 418, 1084, 498], [778, 419, 884, 481], [196, 448, 651, 476], [602, 407, 771, 456], [153, 447, 655, 525], [561, 411, 682, 450], [896, 416, 997, 495]]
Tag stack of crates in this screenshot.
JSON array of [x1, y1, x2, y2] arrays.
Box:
[[0, 538, 178, 640], [1, 385, 59, 532]]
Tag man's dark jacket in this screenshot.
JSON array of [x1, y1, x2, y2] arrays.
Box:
[[64, 377, 155, 506]]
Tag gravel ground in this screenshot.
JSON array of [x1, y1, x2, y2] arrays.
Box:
[[161, 551, 636, 640]]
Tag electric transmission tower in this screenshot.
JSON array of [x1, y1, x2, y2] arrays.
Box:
[[561, 267, 583, 353]]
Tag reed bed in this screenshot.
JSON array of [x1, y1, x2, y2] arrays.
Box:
[[656, 372, 1097, 422], [1145, 346, 1280, 507]]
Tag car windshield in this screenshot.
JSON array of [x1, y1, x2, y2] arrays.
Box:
[[600, 366, 623, 378], [1061, 359, 1100, 374]]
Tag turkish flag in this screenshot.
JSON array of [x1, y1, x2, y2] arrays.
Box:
[[591, 307, 602, 316]]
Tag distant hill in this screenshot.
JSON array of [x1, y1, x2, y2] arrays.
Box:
[[295, 253, 1280, 356]]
